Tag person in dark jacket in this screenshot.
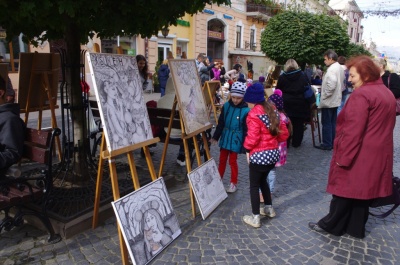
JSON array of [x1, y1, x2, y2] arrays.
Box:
[[157, 59, 170, 97], [211, 81, 250, 193], [0, 76, 25, 177], [375, 58, 400, 99], [276, 59, 315, 148]]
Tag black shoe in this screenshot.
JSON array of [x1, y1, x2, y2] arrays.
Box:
[[314, 145, 332, 151], [308, 222, 327, 233]]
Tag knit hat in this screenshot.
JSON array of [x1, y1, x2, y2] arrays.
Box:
[[244, 83, 265, 103], [273, 88, 282, 97], [268, 93, 284, 111], [259, 76, 265, 83], [230, 81, 246, 98]]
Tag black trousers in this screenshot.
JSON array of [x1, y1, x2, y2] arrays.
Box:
[[249, 163, 275, 214], [318, 195, 371, 239], [288, 116, 306, 147]]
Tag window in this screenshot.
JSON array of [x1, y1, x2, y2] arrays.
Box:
[[250, 29, 255, 49], [236, 26, 242, 48]]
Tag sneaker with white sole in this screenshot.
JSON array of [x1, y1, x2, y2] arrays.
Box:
[[243, 214, 261, 228], [226, 183, 237, 193], [176, 155, 186, 167], [260, 205, 276, 218]]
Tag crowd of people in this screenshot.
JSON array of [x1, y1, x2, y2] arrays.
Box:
[[2, 49, 399, 240]]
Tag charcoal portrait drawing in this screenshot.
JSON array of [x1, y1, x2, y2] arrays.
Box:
[[87, 53, 153, 152], [112, 178, 181, 265], [168, 59, 210, 134], [187, 158, 228, 219]]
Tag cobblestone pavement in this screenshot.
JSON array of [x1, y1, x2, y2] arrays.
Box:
[[1, 94, 399, 264]]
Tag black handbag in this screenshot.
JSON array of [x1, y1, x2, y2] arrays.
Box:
[[369, 177, 400, 218]]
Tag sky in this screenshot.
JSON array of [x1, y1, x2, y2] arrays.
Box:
[[356, 0, 400, 59]]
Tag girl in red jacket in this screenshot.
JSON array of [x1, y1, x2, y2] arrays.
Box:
[[242, 83, 289, 228]]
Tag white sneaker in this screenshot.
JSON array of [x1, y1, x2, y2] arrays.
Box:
[[260, 205, 276, 218], [176, 158, 186, 167], [243, 214, 261, 228], [226, 183, 237, 193]]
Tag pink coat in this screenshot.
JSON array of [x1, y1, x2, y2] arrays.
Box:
[[244, 104, 289, 156], [327, 79, 396, 199]]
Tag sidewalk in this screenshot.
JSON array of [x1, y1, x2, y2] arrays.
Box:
[[3, 94, 400, 264]]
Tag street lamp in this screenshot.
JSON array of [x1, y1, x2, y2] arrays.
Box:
[[161, 27, 169, 38]]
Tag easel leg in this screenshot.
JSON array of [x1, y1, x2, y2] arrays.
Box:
[[142, 146, 157, 181], [202, 133, 211, 161], [127, 152, 141, 190], [109, 159, 129, 265], [92, 135, 106, 229], [183, 138, 197, 219]]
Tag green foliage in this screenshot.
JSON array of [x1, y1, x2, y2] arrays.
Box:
[[260, 11, 350, 67], [153, 60, 162, 86], [345, 43, 372, 58], [0, 0, 231, 44]]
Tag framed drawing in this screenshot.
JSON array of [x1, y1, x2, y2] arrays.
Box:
[[87, 53, 153, 152], [112, 178, 181, 265], [187, 158, 228, 220], [18, 53, 60, 109], [168, 59, 211, 135]]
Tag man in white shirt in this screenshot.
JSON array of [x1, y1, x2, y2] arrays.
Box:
[[315, 50, 344, 151]]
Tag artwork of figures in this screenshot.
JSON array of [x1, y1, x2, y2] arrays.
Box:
[[112, 178, 181, 265], [87, 53, 153, 152], [187, 158, 228, 219], [168, 59, 211, 134]]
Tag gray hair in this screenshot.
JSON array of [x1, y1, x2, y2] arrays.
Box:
[[284, 59, 299, 72], [373, 58, 387, 69], [323, 49, 338, 61]]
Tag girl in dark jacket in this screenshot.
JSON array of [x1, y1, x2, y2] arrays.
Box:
[[276, 59, 314, 147]]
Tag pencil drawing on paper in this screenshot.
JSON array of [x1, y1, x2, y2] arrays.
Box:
[[112, 178, 181, 265], [87, 53, 153, 151]]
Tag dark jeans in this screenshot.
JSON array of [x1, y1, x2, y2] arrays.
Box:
[[318, 195, 370, 239], [249, 163, 275, 215], [289, 116, 306, 147], [321, 107, 338, 148]]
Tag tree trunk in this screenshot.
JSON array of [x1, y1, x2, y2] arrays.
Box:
[[64, 23, 90, 178]]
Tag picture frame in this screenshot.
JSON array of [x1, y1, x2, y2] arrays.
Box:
[[112, 178, 181, 265], [168, 59, 211, 135], [87, 53, 153, 152], [187, 158, 228, 220]]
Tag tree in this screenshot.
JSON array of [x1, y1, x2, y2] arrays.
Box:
[[345, 43, 372, 58], [260, 11, 350, 67], [0, 0, 231, 177]]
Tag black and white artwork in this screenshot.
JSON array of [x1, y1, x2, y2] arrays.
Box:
[[168, 59, 211, 134], [112, 178, 181, 265], [87, 53, 153, 152], [187, 158, 228, 219]]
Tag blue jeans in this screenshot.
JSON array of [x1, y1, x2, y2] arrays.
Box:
[[337, 89, 350, 114], [267, 168, 276, 193], [160, 87, 166, 97], [321, 107, 338, 148]]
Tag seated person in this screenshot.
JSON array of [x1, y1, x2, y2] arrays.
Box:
[[0, 76, 25, 178]]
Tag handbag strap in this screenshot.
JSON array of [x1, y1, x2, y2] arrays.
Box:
[[369, 204, 399, 218], [388, 73, 391, 88]]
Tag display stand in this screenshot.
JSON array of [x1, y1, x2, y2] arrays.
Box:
[[158, 97, 212, 219], [92, 134, 159, 265], [202, 80, 221, 124], [18, 52, 62, 160]]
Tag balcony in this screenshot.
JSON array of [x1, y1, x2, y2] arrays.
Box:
[[246, 3, 281, 24]]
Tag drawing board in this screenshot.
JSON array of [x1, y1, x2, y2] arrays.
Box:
[[187, 158, 228, 219], [112, 178, 181, 265], [87, 53, 153, 152], [18, 53, 60, 108], [168, 59, 211, 134]]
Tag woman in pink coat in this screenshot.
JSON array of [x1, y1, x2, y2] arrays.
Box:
[[309, 56, 396, 238]]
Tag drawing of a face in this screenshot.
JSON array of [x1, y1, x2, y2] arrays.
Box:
[[145, 212, 157, 230], [104, 81, 118, 99]]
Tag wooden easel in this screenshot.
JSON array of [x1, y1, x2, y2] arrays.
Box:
[[202, 80, 221, 124], [92, 134, 159, 265], [157, 97, 212, 219], [19, 52, 62, 160]]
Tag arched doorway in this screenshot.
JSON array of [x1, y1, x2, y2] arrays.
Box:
[[207, 19, 225, 62]]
